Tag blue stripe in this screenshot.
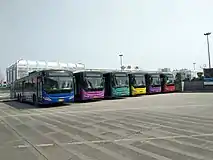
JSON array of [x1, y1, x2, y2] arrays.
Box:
[[204, 78, 213, 81]]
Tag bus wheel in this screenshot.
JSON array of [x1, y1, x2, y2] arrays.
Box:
[[17, 94, 20, 102], [20, 95, 23, 103], [33, 95, 38, 106]]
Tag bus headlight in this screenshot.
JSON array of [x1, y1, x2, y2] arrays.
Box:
[[43, 97, 52, 101], [69, 96, 74, 99]]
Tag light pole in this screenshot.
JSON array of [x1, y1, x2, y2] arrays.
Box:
[[193, 62, 196, 78], [193, 62, 196, 71], [119, 54, 123, 70], [204, 32, 211, 68]]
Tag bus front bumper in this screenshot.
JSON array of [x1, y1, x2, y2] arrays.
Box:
[[42, 96, 74, 104], [132, 88, 146, 96]]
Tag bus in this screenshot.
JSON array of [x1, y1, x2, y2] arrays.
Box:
[[74, 70, 105, 101], [103, 71, 130, 98], [0, 81, 7, 88], [160, 72, 176, 92], [128, 72, 146, 96], [14, 69, 74, 105], [145, 72, 161, 94]]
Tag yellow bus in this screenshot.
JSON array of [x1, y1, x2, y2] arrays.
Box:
[[128, 72, 147, 96]]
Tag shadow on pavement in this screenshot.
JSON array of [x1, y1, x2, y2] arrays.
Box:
[[74, 99, 103, 103], [3, 101, 70, 110], [103, 97, 126, 101]]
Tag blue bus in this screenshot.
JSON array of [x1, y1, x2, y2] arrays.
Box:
[[14, 69, 74, 105]]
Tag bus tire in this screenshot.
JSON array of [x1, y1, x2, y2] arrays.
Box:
[[33, 95, 38, 106], [20, 95, 23, 103], [17, 94, 20, 102]]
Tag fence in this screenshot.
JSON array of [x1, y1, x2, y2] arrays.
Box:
[[183, 81, 213, 92]]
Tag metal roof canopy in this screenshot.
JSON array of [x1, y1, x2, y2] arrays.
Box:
[[16, 69, 74, 81], [6, 59, 85, 83]]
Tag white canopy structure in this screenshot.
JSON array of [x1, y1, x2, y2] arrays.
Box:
[[6, 59, 85, 83]]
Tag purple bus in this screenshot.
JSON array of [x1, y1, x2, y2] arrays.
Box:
[[145, 72, 161, 94], [74, 70, 105, 101]]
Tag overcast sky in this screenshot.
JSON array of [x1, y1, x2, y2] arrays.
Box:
[[0, 0, 213, 73]]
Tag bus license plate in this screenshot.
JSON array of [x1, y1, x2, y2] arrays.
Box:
[[58, 99, 64, 102]]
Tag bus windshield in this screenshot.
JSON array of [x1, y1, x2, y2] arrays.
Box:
[[132, 75, 146, 88], [43, 76, 73, 94], [113, 75, 129, 87], [165, 74, 175, 85], [151, 75, 161, 86], [84, 76, 104, 90]]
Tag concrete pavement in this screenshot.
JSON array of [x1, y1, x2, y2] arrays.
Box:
[[0, 93, 213, 160]]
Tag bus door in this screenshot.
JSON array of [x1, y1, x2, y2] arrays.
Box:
[[104, 73, 110, 97], [21, 80, 25, 97], [37, 77, 43, 101], [160, 74, 165, 90], [145, 74, 150, 93]]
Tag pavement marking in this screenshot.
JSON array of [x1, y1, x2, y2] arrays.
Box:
[[60, 132, 213, 145], [1, 119, 49, 160], [36, 143, 54, 147], [17, 143, 54, 148], [17, 144, 30, 148], [0, 104, 206, 119]]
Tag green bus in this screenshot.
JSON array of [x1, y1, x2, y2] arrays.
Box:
[[103, 71, 130, 98]]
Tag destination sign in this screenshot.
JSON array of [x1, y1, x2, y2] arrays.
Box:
[[86, 72, 102, 77], [48, 71, 72, 77], [115, 73, 127, 77], [134, 74, 145, 77], [151, 74, 160, 78]]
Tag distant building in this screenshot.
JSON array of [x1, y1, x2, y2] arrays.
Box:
[[158, 68, 171, 72], [172, 69, 192, 80], [6, 59, 85, 84]]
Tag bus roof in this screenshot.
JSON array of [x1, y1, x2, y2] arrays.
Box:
[[160, 72, 173, 75], [15, 69, 73, 82], [146, 71, 161, 75], [73, 70, 103, 74], [128, 71, 147, 75], [103, 70, 129, 74]]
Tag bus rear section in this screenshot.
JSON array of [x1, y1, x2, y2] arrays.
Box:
[[129, 72, 146, 96], [74, 71, 105, 101], [14, 70, 75, 105], [145, 73, 161, 94], [104, 72, 130, 98], [160, 73, 176, 93]]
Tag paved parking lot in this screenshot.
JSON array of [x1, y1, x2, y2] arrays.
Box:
[[1, 93, 213, 160]]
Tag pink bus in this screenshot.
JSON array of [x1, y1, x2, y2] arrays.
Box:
[[74, 71, 105, 101]]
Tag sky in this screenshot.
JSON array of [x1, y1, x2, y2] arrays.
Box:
[[0, 0, 213, 75]]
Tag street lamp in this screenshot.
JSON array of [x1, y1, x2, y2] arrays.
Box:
[[193, 62, 196, 71], [119, 54, 123, 70], [193, 62, 196, 78], [204, 32, 211, 68]]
